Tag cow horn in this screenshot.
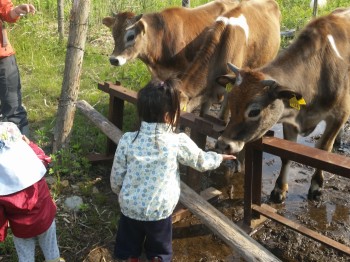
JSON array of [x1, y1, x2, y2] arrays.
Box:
[[261, 79, 277, 88], [227, 63, 242, 85]]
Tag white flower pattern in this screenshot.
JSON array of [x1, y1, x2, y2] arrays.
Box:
[[0, 122, 22, 150], [110, 122, 223, 221]]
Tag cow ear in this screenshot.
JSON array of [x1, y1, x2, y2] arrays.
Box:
[[266, 81, 303, 101], [216, 75, 236, 87], [135, 14, 143, 22], [137, 19, 147, 36], [102, 17, 116, 28]]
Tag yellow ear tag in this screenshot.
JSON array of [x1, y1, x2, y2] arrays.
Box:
[[181, 104, 187, 112], [226, 83, 234, 91], [289, 95, 306, 110]]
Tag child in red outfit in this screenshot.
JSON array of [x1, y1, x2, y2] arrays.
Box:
[[0, 122, 64, 262]]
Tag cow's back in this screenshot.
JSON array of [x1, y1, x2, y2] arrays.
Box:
[[150, 0, 240, 73], [240, 0, 281, 68]]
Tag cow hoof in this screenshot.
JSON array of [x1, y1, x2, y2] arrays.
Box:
[[307, 188, 322, 201], [270, 189, 286, 204]]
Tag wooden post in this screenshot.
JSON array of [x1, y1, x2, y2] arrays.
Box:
[[57, 0, 64, 42], [312, 0, 318, 17], [53, 0, 90, 152], [76, 100, 281, 262]]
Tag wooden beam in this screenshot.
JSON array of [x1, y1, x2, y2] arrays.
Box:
[[76, 100, 123, 144], [252, 204, 350, 256], [76, 99, 281, 262], [257, 136, 350, 177], [180, 182, 281, 261]]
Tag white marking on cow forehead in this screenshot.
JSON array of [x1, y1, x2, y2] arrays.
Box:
[[327, 34, 343, 60], [216, 16, 229, 25], [228, 14, 249, 44]]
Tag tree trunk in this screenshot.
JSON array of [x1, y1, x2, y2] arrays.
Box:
[[53, 0, 91, 152], [182, 0, 190, 7], [312, 0, 318, 17], [57, 0, 64, 42]]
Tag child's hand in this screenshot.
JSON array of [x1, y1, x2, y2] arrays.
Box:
[[22, 135, 30, 144], [222, 154, 236, 161]]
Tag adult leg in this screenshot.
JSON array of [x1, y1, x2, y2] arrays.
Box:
[[37, 220, 61, 262], [13, 235, 36, 262], [144, 216, 172, 262], [0, 55, 29, 135]]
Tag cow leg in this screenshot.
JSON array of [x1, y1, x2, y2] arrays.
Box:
[[270, 123, 298, 203], [199, 99, 211, 117], [308, 115, 348, 200], [186, 96, 205, 115], [333, 125, 344, 147], [217, 89, 229, 122]]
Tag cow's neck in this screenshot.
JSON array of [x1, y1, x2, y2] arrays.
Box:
[[260, 47, 320, 101]]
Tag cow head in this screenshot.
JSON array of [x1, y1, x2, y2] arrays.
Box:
[[216, 63, 302, 154], [103, 12, 146, 66]]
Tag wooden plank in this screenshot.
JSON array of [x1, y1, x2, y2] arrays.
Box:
[[180, 182, 281, 262], [98, 82, 225, 138], [76, 100, 281, 262], [252, 204, 350, 256], [86, 153, 113, 164], [76, 100, 123, 144], [258, 136, 350, 177], [237, 204, 277, 235], [98, 82, 137, 104], [172, 187, 222, 224]]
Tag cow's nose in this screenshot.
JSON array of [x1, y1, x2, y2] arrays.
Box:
[[215, 138, 230, 153], [109, 57, 120, 66]]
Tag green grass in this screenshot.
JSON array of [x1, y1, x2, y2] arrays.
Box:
[[1, 0, 350, 260]]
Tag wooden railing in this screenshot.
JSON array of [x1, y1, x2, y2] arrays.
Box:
[[244, 134, 350, 256], [95, 81, 350, 257]]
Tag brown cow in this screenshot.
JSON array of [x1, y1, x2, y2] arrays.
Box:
[[177, 0, 281, 121], [102, 0, 239, 80], [216, 8, 350, 203]]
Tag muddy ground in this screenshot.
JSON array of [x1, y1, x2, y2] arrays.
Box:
[[24, 120, 349, 262]]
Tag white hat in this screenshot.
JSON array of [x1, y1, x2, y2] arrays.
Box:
[[0, 122, 46, 195]]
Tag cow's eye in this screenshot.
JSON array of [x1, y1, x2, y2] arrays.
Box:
[[127, 34, 135, 42], [248, 109, 260, 118], [245, 103, 261, 120], [124, 30, 136, 45]]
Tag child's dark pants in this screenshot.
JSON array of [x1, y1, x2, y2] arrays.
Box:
[[114, 213, 172, 262]]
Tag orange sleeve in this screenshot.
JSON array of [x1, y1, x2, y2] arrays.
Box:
[[0, 0, 18, 23], [0, 0, 17, 57]]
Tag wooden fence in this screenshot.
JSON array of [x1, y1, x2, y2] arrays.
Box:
[[78, 81, 350, 259]]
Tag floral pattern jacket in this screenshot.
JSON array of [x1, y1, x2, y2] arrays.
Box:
[[110, 121, 223, 221]]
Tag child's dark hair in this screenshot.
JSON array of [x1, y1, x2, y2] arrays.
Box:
[[136, 78, 180, 129]]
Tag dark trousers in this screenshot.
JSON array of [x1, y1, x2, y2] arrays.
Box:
[[0, 55, 28, 134], [114, 213, 172, 262]]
